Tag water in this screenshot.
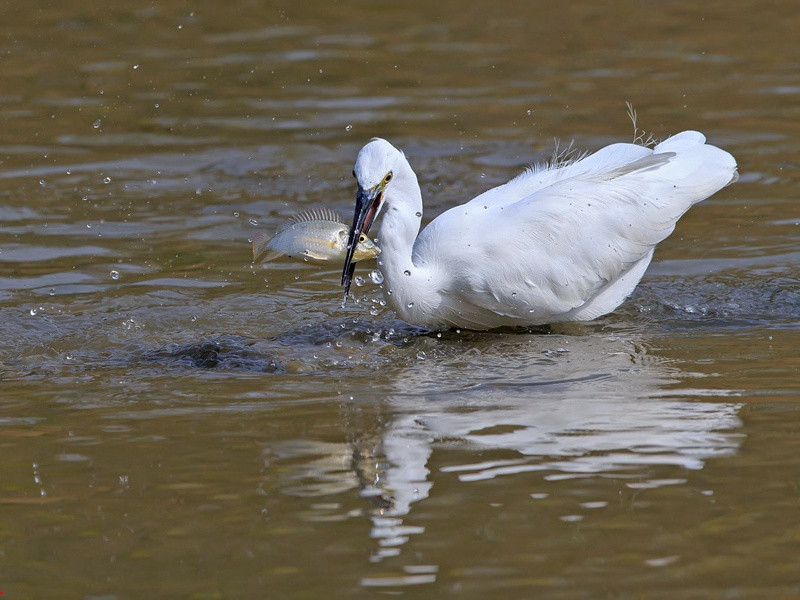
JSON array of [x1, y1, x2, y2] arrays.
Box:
[[1, 1, 799, 597]]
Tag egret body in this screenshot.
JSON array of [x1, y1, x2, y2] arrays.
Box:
[[342, 132, 737, 330]]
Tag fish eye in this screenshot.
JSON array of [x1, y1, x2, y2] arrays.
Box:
[[358, 234, 366, 242]]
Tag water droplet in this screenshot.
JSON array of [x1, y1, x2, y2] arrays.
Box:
[[436, 332, 442, 338], [249, 218, 258, 226], [93, 119, 102, 129], [403, 269, 411, 276], [369, 270, 384, 285], [49, 288, 56, 296], [29, 308, 38, 316], [415, 211, 422, 217], [416, 351, 426, 360], [103, 176, 111, 184], [527, 109, 532, 116], [122, 319, 139, 332], [369, 307, 379, 316], [511, 292, 517, 298], [407, 302, 414, 308], [345, 124, 353, 131], [480, 173, 486, 179], [233, 211, 240, 218], [354, 276, 365, 287], [39, 179, 46, 187], [110, 270, 120, 280]]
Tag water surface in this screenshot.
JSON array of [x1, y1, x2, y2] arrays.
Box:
[[1, 1, 798, 597]]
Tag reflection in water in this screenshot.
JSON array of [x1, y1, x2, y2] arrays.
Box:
[[266, 332, 743, 585]]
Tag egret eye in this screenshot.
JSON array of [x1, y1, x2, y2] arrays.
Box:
[[384, 172, 393, 183]]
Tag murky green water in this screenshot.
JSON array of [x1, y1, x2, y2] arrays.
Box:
[[1, 1, 798, 597]]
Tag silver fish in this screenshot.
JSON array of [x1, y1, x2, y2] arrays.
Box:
[[252, 208, 380, 263]]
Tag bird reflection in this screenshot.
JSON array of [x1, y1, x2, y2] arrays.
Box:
[[269, 331, 743, 568]]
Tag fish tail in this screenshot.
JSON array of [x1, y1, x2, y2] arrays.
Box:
[[252, 231, 274, 262]]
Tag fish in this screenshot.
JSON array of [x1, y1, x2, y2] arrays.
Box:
[[251, 208, 380, 263]]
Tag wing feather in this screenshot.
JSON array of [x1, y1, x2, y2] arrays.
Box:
[[417, 131, 737, 322], [465, 142, 653, 210]]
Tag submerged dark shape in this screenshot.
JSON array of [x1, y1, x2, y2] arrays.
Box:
[[147, 339, 283, 372]]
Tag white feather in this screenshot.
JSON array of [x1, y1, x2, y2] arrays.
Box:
[[352, 132, 738, 330]]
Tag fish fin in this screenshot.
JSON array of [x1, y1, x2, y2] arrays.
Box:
[[303, 249, 331, 261], [258, 249, 283, 262], [253, 231, 283, 262], [252, 231, 269, 261], [289, 207, 343, 225]]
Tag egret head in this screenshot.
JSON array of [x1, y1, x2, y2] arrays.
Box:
[[341, 138, 402, 297]]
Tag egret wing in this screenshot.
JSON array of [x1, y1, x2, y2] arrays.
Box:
[[419, 134, 736, 321], [465, 141, 653, 210]]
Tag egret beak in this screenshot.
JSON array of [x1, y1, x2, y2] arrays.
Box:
[[341, 184, 382, 300]]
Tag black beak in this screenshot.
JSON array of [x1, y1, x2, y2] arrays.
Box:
[[341, 185, 381, 300]]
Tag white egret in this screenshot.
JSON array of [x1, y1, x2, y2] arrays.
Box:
[[341, 131, 737, 330]]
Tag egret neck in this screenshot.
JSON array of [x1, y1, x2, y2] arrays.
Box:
[[376, 162, 433, 323], [342, 140, 438, 323]]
